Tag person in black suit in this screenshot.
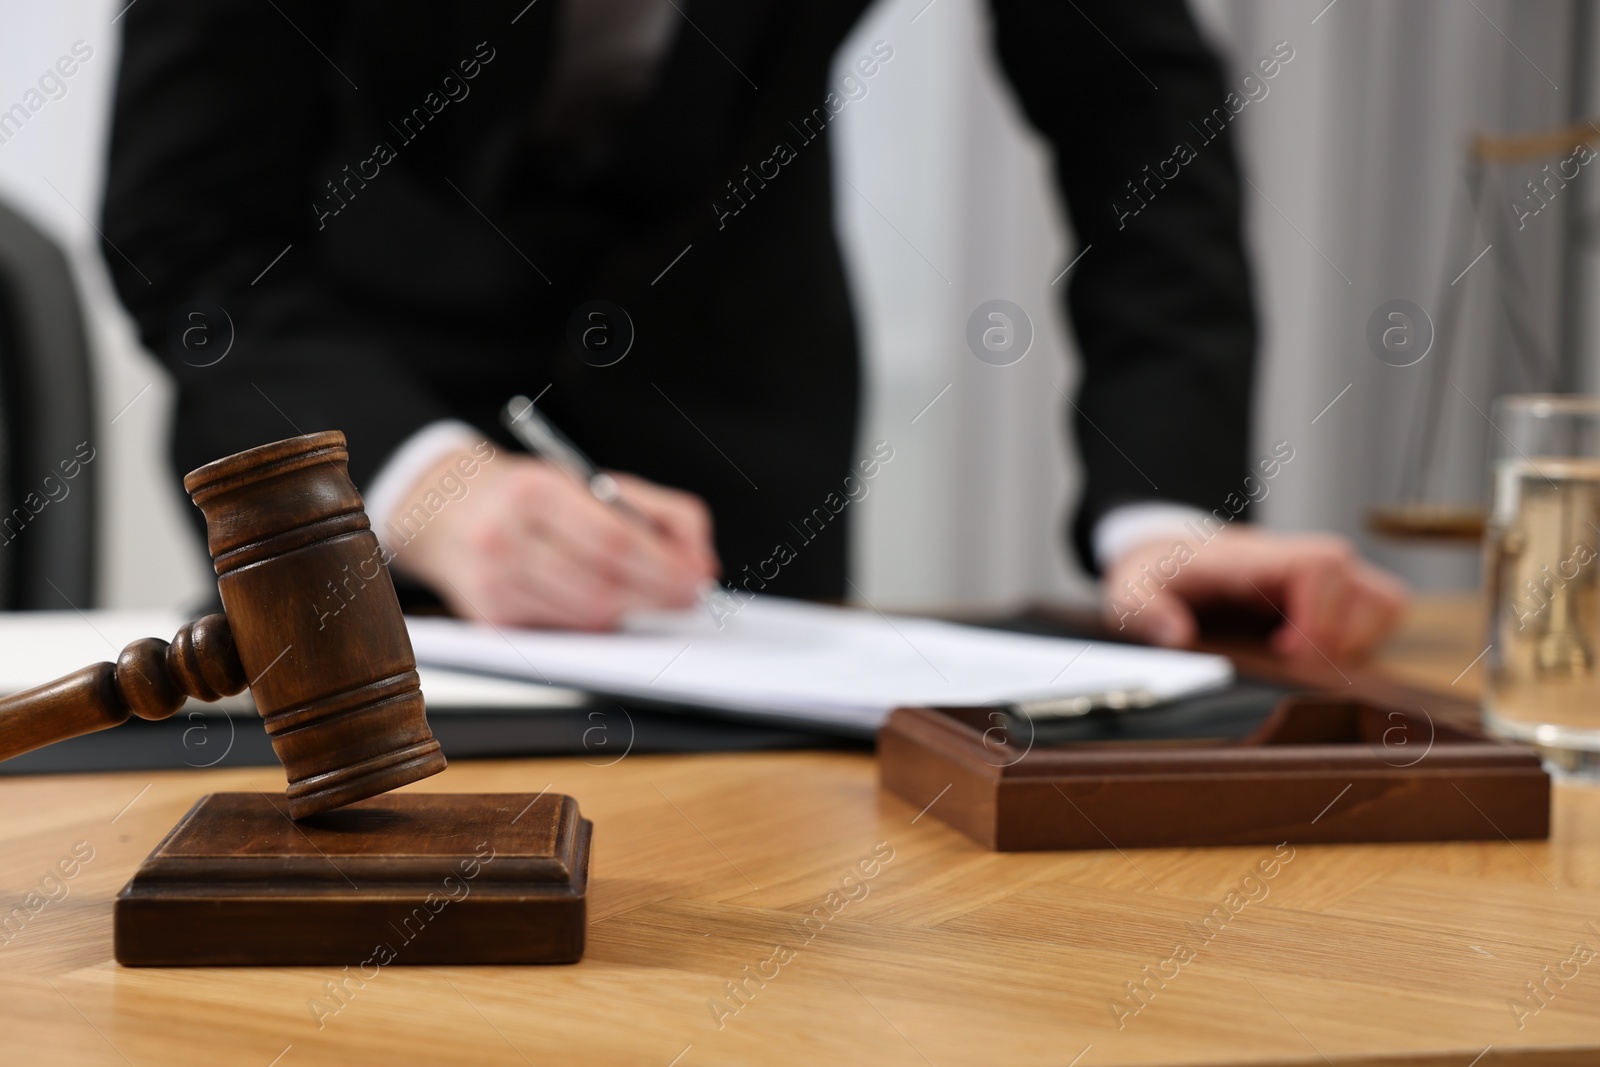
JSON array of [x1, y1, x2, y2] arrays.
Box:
[[101, 0, 1406, 657]]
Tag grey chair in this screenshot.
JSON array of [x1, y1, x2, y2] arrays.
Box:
[[0, 198, 96, 609]]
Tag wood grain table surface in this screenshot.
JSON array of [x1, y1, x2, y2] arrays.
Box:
[[3, 595, 1599, 1067]]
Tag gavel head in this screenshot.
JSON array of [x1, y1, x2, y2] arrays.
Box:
[[183, 431, 446, 819]]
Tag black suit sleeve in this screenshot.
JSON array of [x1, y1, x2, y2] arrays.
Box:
[[101, 0, 454, 492], [987, 0, 1258, 571]]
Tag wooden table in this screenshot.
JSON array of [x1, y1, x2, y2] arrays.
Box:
[[5, 599, 1599, 1067]]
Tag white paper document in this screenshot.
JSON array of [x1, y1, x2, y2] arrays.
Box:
[[406, 595, 1234, 733]]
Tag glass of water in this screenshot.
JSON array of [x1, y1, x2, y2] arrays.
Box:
[[1483, 394, 1600, 775]]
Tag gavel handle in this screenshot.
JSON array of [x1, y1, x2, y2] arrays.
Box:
[[0, 615, 247, 762]]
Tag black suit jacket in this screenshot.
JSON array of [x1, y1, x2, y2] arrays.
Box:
[[101, 0, 1256, 598]]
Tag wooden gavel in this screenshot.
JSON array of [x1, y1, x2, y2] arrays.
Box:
[[0, 431, 446, 818]]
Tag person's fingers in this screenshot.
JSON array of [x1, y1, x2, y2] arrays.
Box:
[[390, 451, 714, 630], [1131, 593, 1198, 648], [1333, 589, 1391, 660], [500, 512, 697, 628], [1273, 551, 1353, 659], [1102, 569, 1199, 648], [1334, 563, 1410, 658], [1271, 549, 1411, 660], [1100, 527, 1410, 663], [1310, 559, 1354, 650], [505, 468, 701, 606], [610, 473, 720, 579], [455, 508, 631, 629], [454, 566, 610, 630]]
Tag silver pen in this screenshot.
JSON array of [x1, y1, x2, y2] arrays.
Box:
[[501, 395, 652, 527]]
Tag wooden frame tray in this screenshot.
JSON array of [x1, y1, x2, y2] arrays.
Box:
[[879, 694, 1550, 851], [115, 792, 590, 966]]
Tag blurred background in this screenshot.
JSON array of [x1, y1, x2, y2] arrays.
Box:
[[0, 0, 1594, 612]]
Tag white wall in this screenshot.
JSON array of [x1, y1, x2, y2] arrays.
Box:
[[834, 0, 1091, 612]]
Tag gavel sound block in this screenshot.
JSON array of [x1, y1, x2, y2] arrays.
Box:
[[879, 694, 1549, 851], [0, 432, 589, 965]]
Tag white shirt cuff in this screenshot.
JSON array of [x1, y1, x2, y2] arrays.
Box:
[[1092, 502, 1216, 570], [362, 420, 484, 554]]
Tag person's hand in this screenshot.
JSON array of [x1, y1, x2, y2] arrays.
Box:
[[389, 445, 719, 630], [1101, 525, 1409, 661]]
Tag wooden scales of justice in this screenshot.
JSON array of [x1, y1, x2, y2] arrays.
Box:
[[1367, 120, 1597, 544], [0, 432, 589, 966]]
